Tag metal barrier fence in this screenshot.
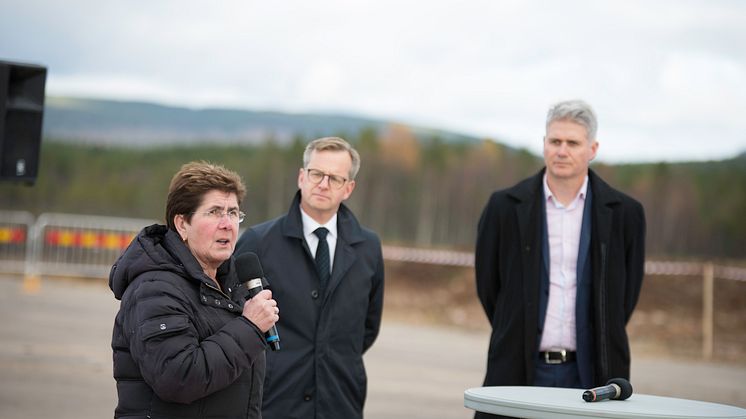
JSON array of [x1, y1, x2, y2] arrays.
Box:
[[3, 210, 745, 283], [0, 210, 34, 275], [21, 212, 158, 281], [2, 210, 745, 359], [383, 245, 746, 282]]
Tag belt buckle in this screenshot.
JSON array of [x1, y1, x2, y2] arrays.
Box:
[[545, 349, 566, 364]]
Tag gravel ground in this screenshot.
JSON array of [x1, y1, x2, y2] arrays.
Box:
[[0, 275, 744, 419]]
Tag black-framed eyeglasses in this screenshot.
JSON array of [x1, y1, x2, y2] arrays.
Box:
[[305, 168, 348, 189], [192, 208, 246, 223]]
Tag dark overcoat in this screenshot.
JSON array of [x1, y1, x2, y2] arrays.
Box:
[[475, 169, 645, 389], [235, 191, 385, 419], [110, 224, 267, 419]]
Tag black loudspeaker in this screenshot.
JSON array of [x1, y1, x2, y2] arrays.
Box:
[[0, 60, 47, 184]]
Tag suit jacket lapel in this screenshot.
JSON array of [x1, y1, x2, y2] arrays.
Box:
[[510, 170, 544, 375], [589, 170, 616, 253], [282, 192, 316, 267], [577, 185, 593, 283], [512, 171, 543, 260], [324, 238, 355, 301], [322, 202, 365, 302]]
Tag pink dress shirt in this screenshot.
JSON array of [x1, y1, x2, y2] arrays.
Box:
[[538, 174, 589, 352]]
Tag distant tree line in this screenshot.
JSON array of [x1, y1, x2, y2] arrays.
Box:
[[1, 127, 745, 260]]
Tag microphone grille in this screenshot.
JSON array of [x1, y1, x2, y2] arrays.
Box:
[[235, 252, 264, 280], [607, 378, 633, 400]]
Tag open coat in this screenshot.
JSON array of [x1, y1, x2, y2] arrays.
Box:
[[475, 169, 645, 389], [235, 191, 384, 419]]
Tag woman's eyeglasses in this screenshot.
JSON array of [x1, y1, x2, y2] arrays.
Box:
[[192, 208, 245, 223]]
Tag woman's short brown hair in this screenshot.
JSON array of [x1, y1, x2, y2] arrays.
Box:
[[165, 161, 246, 230]]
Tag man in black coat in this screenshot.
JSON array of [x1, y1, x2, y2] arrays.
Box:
[[475, 100, 645, 418], [235, 137, 384, 419]]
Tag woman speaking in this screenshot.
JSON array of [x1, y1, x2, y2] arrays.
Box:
[[110, 161, 278, 418]]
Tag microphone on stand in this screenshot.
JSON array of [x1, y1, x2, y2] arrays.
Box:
[[235, 252, 280, 351]]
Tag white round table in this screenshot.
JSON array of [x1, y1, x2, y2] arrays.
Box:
[[464, 386, 746, 418]]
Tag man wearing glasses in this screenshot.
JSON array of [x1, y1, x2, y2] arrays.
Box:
[[235, 137, 384, 419]]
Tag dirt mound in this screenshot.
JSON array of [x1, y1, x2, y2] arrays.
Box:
[[383, 261, 746, 364]]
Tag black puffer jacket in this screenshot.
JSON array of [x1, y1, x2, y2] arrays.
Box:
[[110, 224, 267, 419]]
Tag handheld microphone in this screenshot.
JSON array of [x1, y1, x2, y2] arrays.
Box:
[[235, 252, 280, 351], [582, 378, 633, 402]]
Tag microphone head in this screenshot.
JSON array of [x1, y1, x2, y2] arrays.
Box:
[[606, 378, 633, 400], [235, 252, 264, 280]]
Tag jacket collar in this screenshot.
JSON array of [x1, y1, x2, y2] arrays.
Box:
[[510, 168, 621, 250], [508, 168, 620, 206], [587, 169, 621, 207], [281, 190, 366, 245], [161, 227, 237, 290], [110, 224, 236, 299], [507, 168, 545, 203]]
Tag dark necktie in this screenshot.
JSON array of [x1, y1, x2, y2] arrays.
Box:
[[313, 227, 330, 292]]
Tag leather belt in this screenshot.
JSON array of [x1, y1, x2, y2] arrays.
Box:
[[539, 350, 576, 364]]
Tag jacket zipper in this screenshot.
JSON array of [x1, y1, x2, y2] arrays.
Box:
[[205, 282, 232, 299], [204, 282, 242, 312]]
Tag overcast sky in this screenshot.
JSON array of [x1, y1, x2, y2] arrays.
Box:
[[2, 0, 745, 162]]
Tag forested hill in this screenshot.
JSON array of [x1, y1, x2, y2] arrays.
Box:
[[2, 96, 744, 259], [2, 139, 745, 260], [42, 97, 479, 146]]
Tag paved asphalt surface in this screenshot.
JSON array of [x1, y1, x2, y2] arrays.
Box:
[[1, 275, 745, 419]]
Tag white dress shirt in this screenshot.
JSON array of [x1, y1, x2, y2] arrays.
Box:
[[300, 206, 338, 272], [539, 174, 588, 352]]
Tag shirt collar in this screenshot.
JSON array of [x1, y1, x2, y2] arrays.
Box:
[[300, 205, 338, 240], [543, 173, 589, 209]]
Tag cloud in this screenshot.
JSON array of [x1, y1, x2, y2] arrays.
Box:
[[2, 0, 745, 162]]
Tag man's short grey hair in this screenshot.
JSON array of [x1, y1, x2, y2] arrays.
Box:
[[302, 137, 361, 180], [546, 99, 598, 142]]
